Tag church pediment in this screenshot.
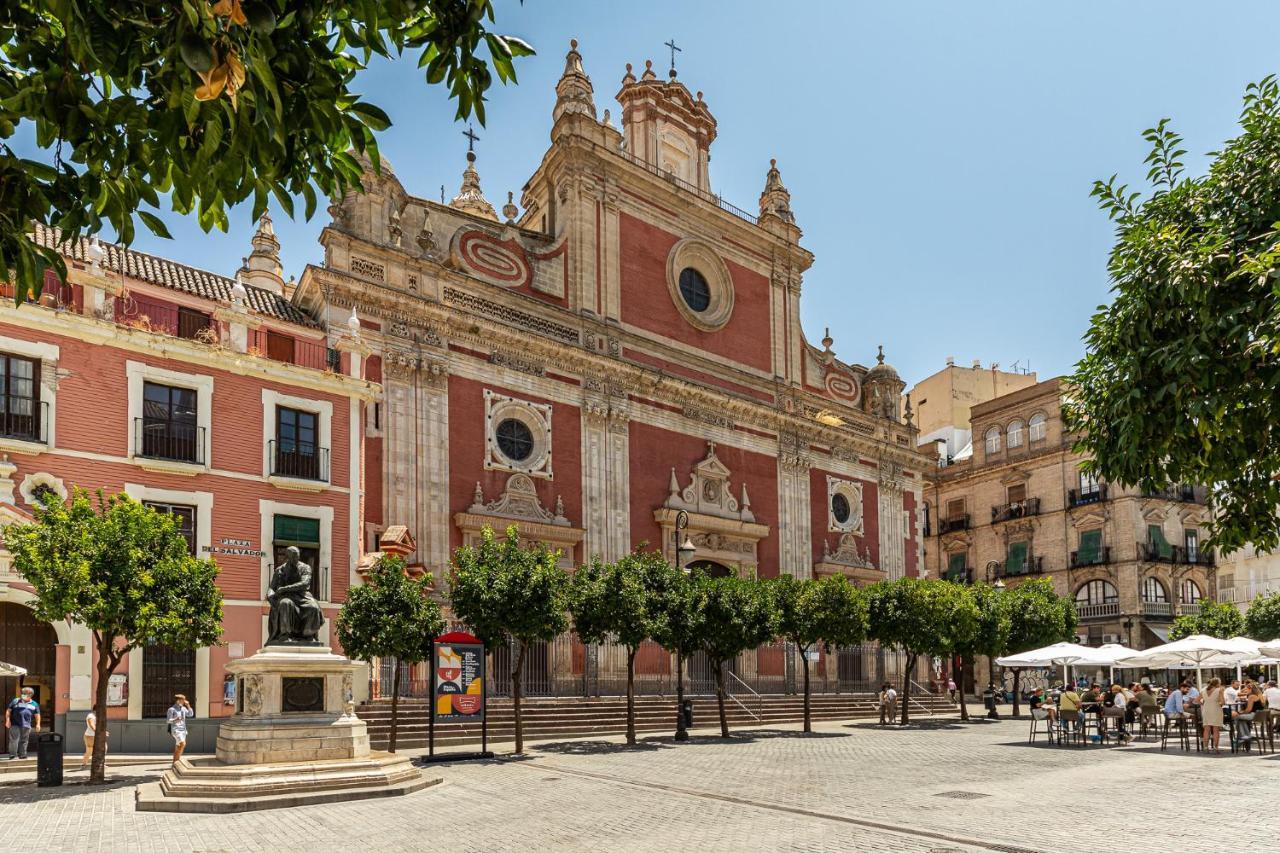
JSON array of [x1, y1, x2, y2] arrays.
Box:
[[664, 442, 754, 522]]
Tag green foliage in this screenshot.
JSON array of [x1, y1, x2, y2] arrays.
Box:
[[866, 577, 976, 660], [956, 583, 1009, 660], [5, 489, 223, 782], [0, 0, 533, 303], [645, 559, 704, 662], [1067, 75, 1280, 554], [697, 575, 777, 666], [448, 525, 569, 650], [1003, 578, 1077, 654], [337, 554, 443, 665], [1244, 592, 1280, 641], [770, 574, 867, 653], [569, 551, 659, 651], [1168, 599, 1245, 641], [6, 489, 223, 656]]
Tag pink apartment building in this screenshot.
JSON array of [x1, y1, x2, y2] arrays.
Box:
[[0, 217, 379, 753]]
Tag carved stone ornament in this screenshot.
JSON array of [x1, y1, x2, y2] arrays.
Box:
[[878, 460, 905, 492], [664, 442, 755, 523], [826, 476, 865, 536], [243, 674, 263, 716], [469, 474, 570, 526], [823, 534, 875, 569]]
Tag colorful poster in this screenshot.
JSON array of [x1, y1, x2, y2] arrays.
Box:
[[434, 642, 485, 722]]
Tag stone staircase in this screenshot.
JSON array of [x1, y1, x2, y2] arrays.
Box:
[[357, 691, 957, 749]]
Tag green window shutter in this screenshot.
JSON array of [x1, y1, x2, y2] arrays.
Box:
[[1078, 529, 1101, 563], [1148, 524, 1172, 558], [274, 514, 320, 545], [1007, 541, 1028, 574], [947, 553, 967, 579]]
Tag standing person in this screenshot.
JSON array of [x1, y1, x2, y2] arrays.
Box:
[[4, 687, 40, 760], [947, 676, 957, 702], [1200, 677, 1224, 753], [878, 683, 898, 725], [167, 693, 194, 764], [79, 709, 105, 770]]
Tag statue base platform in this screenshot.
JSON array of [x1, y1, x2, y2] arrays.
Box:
[[135, 644, 438, 813]]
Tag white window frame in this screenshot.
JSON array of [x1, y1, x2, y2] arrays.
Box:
[[984, 426, 1001, 454], [259, 498, 334, 603], [484, 389, 553, 479], [1006, 419, 1024, 449], [126, 360, 213, 472], [123, 483, 213, 560], [261, 388, 333, 487], [1028, 412, 1047, 443], [0, 334, 59, 453], [826, 476, 865, 535]]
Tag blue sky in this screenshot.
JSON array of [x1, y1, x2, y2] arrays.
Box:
[[28, 1, 1280, 385]]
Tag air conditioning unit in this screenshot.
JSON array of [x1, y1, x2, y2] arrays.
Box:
[[1075, 634, 1088, 645], [1102, 634, 1122, 644]]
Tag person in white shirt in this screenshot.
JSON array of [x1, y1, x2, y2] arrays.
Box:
[[166, 694, 194, 764], [1225, 680, 1240, 707], [879, 683, 898, 725]]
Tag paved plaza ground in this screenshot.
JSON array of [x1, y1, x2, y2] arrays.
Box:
[[2, 708, 1273, 852]]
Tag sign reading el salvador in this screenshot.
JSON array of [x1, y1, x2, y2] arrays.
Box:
[[433, 631, 485, 723]]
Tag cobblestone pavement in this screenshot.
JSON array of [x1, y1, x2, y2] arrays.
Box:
[[1, 713, 1271, 852]]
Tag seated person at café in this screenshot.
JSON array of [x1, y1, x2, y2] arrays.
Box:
[[1103, 683, 1132, 741], [1029, 687, 1055, 723], [1059, 684, 1084, 728], [1164, 682, 1192, 721], [1234, 683, 1266, 745]]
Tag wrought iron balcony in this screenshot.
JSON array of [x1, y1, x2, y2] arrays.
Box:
[[944, 568, 974, 584], [1070, 546, 1111, 568], [1141, 600, 1174, 619], [270, 440, 330, 482], [939, 515, 970, 534], [1075, 602, 1119, 620], [1003, 556, 1044, 577], [1067, 485, 1108, 507], [0, 399, 48, 444], [1139, 542, 1215, 566], [992, 498, 1040, 523], [134, 418, 204, 464]]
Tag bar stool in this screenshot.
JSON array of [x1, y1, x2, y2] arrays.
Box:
[[1027, 709, 1055, 745], [1161, 714, 1191, 751]]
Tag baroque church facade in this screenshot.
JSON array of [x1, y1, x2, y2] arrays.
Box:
[[296, 40, 928, 596]]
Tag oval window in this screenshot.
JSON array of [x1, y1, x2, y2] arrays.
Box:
[[678, 267, 711, 312], [495, 418, 534, 462], [831, 492, 851, 524]]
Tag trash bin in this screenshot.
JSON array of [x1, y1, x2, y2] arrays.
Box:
[[681, 699, 693, 728], [36, 732, 63, 787], [982, 687, 1000, 720]]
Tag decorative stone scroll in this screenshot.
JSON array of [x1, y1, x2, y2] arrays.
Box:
[[813, 534, 882, 585], [454, 474, 584, 570]]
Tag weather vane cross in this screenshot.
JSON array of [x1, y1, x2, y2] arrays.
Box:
[[462, 125, 480, 153], [664, 38, 681, 73]]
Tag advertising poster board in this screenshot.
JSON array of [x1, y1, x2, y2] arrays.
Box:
[[433, 640, 485, 723]]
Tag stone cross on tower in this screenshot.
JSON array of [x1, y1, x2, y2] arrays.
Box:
[[664, 38, 681, 78], [462, 125, 479, 154]]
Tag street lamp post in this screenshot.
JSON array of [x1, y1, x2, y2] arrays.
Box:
[[984, 560, 1004, 719], [673, 510, 696, 742]]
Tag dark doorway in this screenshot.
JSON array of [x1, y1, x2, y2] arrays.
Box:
[[688, 560, 733, 578], [0, 602, 58, 753]]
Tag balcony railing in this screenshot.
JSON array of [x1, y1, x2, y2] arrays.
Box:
[[992, 498, 1040, 523], [613, 147, 759, 226], [944, 568, 974, 584], [1002, 556, 1045, 577], [939, 515, 970, 534], [116, 295, 216, 342], [1179, 602, 1202, 617], [1141, 601, 1173, 618], [269, 440, 330, 482], [1139, 542, 1215, 566], [0, 399, 48, 444], [1068, 486, 1108, 507], [1075, 602, 1119, 619], [1070, 546, 1111, 568], [134, 419, 205, 464], [1143, 484, 1206, 503]]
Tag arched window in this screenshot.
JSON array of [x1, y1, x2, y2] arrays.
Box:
[[1028, 412, 1047, 442], [1180, 580, 1202, 605], [1141, 577, 1168, 603], [1007, 419, 1025, 448], [1075, 579, 1118, 607], [984, 426, 1001, 454]]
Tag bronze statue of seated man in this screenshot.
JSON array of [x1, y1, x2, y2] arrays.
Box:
[[266, 546, 325, 645]]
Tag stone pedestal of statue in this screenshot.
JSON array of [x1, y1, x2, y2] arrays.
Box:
[[135, 645, 436, 813]]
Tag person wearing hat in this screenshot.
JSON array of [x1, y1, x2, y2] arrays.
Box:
[[166, 693, 194, 764], [4, 687, 40, 759]]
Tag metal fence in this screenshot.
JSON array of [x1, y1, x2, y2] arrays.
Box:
[[368, 638, 923, 701]]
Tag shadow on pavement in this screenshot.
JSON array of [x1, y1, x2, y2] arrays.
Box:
[[0, 772, 154, 802], [534, 739, 671, 756], [844, 718, 967, 732]]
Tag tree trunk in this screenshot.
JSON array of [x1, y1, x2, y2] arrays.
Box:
[[89, 636, 116, 784], [625, 647, 637, 745], [800, 644, 812, 733], [899, 652, 916, 726], [714, 659, 729, 738], [674, 651, 685, 740], [388, 658, 401, 753], [1012, 669, 1022, 718], [512, 641, 527, 754], [956, 656, 970, 722]]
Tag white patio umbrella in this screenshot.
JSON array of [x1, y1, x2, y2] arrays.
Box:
[[0, 661, 26, 678], [1114, 635, 1259, 689], [995, 642, 1105, 687], [1090, 643, 1141, 684]]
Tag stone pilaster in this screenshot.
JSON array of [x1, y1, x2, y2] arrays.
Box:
[[878, 461, 907, 579], [777, 442, 812, 578], [580, 388, 630, 561], [416, 360, 451, 582]]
